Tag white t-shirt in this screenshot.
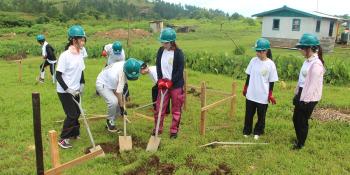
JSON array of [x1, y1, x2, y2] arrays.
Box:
[[148, 66, 158, 84], [42, 41, 56, 64], [104, 44, 125, 65], [245, 57, 279, 104], [298, 54, 318, 88], [56, 49, 85, 93], [160, 49, 174, 80], [81, 47, 88, 59], [96, 61, 126, 93]]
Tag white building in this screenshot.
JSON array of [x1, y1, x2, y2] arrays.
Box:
[[149, 20, 163, 33], [252, 6, 342, 52]]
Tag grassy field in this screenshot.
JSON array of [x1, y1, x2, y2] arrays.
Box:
[[0, 56, 349, 175]]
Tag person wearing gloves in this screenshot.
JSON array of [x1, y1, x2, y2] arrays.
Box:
[[56, 25, 87, 149], [96, 58, 146, 132], [153, 27, 185, 139], [36, 34, 57, 83], [140, 65, 170, 113], [242, 38, 278, 140], [292, 33, 325, 150]]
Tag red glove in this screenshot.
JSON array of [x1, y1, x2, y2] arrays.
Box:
[[157, 79, 166, 89], [268, 91, 276, 105], [242, 85, 248, 97], [101, 50, 107, 57], [164, 79, 173, 89]]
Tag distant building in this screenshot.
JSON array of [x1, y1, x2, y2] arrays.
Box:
[[149, 20, 163, 33], [252, 5, 342, 52]]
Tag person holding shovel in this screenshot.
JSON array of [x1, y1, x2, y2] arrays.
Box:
[[292, 33, 325, 150], [242, 38, 278, 140], [36, 34, 57, 83], [96, 58, 145, 133], [153, 27, 185, 139], [56, 25, 86, 149]]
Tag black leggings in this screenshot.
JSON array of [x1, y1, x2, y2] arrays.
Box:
[[243, 99, 268, 135], [58, 93, 81, 139], [40, 60, 55, 76]]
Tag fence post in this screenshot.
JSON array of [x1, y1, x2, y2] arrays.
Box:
[[33, 93, 44, 175], [49, 130, 61, 175], [230, 82, 237, 118], [200, 81, 206, 135]]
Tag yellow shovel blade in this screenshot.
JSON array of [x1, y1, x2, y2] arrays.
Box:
[[119, 136, 132, 152], [89, 145, 105, 157], [146, 136, 161, 152]]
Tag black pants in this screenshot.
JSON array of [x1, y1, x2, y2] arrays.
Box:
[[293, 89, 318, 146], [243, 99, 268, 135], [40, 60, 55, 76], [58, 93, 81, 139], [152, 84, 170, 113], [123, 83, 130, 101]]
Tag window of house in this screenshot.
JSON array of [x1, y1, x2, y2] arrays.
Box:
[[316, 20, 321, 32], [273, 19, 280, 30], [292, 19, 301, 31]]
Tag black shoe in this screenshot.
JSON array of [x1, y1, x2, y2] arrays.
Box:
[[292, 143, 304, 150], [106, 119, 120, 133], [170, 133, 177, 139], [58, 139, 72, 149]]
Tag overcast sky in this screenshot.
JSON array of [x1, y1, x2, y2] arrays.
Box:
[[162, 0, 349, 17]]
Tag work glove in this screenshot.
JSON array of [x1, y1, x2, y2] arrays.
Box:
[[66, 88, 79, 97], [164, 79, 173, 89], [157, 79, 166, 89], [79, 84, 85, 95], [101, 50, 107, 57], [120, 106, 127, 116], [268, 91, 276, 105], [242, 85, 248, 97]]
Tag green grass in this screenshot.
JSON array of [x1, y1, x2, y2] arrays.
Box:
[[0, 57, 349, 174]]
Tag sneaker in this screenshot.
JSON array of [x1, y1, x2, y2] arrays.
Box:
[[58, 139, 72, 149], [39, 78, 44, 83], [254, 135, 260, 140], [106, 119, 120, 133], [70, 135, 81, 140], [243, 135, 249, 138], [170, 133, 178, 139], [292, 144, 303, 150]]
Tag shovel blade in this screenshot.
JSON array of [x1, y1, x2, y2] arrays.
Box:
[[119, 136, 132, 152], [146, 136, 161, 152], [89, 145, 105, 157]]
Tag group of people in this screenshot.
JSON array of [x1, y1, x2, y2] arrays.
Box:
[[36, 24, 324, 150]]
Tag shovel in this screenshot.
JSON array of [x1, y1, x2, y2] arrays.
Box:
[[146, 89, 168, 152], [72, 95, 105, 156], [119, 94, 132, 152], [51, 62, 56, 84], [35, 59, 46, 85]]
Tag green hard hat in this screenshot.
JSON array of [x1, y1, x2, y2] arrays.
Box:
[[68, 25, 86, 39], [296, 33, 320, 48], [112, 41, 122, 55], [123, 58, 144, 80], [36, 34, 45, 42], [254, 38, 271, 51], [159, 27, 176, 43]]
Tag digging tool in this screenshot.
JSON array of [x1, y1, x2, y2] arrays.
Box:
[[72, 95, 105, 156], [35, 59, 46, 84], [51, 62, 56, 84], [146, 89, 168, 152], [199, 141, 269, 148], [119, 94, 132, 152]]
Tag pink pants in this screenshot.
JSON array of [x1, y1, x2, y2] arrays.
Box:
[[154, 87, 184, 134]]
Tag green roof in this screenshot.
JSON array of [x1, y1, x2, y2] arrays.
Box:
[[252, 5, 339, 20]]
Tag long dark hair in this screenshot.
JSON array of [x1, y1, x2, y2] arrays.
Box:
[[312, 45, 324, 65], [267, 49, 273, 60], [64, 36, 86, 51], [170, 41, 177, 50]]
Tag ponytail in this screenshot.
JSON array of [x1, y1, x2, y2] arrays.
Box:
[[312, 45, 324, 65], [64, 39, 73, 51], [170, 41, 177, 50], [267, 49, 273, 60]]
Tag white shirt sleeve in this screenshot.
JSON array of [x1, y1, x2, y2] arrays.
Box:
[[121, 49, 126, 61], [245, 58, 254, 75], [56, 53, 66, 73], [269, 62, 279, 82], [116, 72, 126, 93]]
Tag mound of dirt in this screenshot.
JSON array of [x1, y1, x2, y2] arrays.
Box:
[[4, 52, 27, 61], [125, 155, 175, 175], [210, 163, 232, 175], [312, 108, 350, 122], [94, 29, 151, 40]]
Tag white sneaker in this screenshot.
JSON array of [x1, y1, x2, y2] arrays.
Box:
[[254, 135, 259, 140], [243, 135, 249, 138]]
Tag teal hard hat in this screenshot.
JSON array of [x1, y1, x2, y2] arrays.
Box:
[[123, 58, 144, 81], [159, 27, 176, 43], [296, 33, 320, 48], [36, 34, 45, 42], [112, 41, 122, 55], [68, 25, 86, 39], [254, 38, 271, 51]]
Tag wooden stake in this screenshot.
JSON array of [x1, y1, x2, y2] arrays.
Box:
[[32, 93, 44, 175], [18, 59, 22, 82], [230, 82, 237, 118], [183, 69, 188, 111], [48, 130, 61, 175], [134, 112, 154, 121], [201, 96, 233, 112], [200, 81, 206, 135]]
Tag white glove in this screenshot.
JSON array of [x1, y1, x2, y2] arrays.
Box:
[[66, 88, 79, 97], [79, 84, 85, 95]]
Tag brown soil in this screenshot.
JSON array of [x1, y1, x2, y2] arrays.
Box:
[[4, 52, 27, 61], [312, 108, 350, 122], [125, 155, 175, 175], [210, 163, 232, 175], [126, 102, 140, 109], [94, 29, 151, 40]]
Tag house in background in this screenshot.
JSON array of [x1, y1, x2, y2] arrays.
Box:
[[252, 5, 342, 52], [149, 20, 163, 33]]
